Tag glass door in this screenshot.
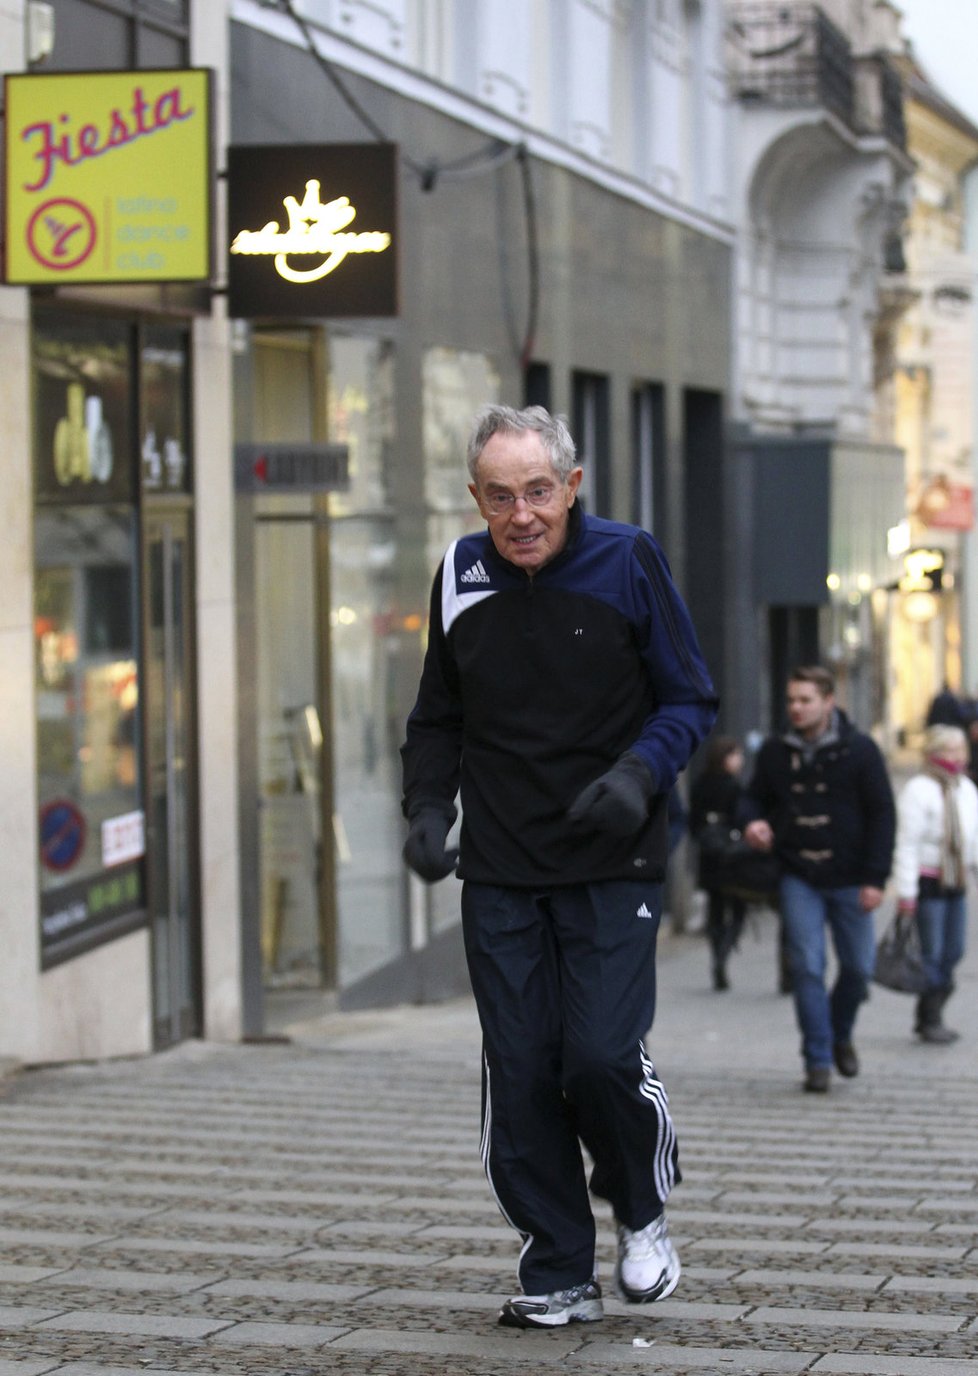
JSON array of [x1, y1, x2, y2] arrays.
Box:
[[143, 506, 199, 1046], [254, 502, 334, 988]]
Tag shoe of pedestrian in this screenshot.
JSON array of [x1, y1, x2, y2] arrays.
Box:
[[498, 1278, 604, 1328], [918, 1023, 959, 1045], [615, 1214, 681, 1303], [804, 1066, 831, 1093], [833, 1041, 859, 1077]]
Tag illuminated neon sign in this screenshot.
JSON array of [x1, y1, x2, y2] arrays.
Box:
[[230, 179, 391, 283], [227, 143, 398, 319]]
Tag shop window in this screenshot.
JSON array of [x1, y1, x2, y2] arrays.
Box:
[[327, 335, 395, 517], [32, 312, 189, 966], [419, 347, 499, 940], [326, 335, 409, 984], [422, 346, 499, 571], [141, 327, 191, 494], [35, 506, 143, 961]]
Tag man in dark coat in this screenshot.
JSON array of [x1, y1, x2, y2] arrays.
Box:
[[743, 665, 896, 1093]]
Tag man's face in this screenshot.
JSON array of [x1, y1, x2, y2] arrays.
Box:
[[469, 429, 582, 573], [786, 680, 834, 738]]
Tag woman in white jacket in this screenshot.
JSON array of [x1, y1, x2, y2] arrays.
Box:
[[894, 724, 978, 1043]]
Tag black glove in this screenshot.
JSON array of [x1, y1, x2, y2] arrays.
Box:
[[568, 753, 656, 838], [403, 808, 459, 883]]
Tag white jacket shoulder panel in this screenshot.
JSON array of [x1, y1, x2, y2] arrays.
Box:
[[894, 772, 978, 900]]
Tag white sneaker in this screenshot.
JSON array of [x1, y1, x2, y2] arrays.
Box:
[[616, 1214, 681, 1303], [498, 1277, 604, 1328]]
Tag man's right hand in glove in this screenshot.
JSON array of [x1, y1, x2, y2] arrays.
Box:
[[403, 809, 459, 883]]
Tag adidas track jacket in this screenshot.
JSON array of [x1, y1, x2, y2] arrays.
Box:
[[401, 503, 718, 887]]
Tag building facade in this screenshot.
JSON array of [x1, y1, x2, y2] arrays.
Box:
[[725, 0, 913, 739], [887, 42, 978, 740], [0, 0, 241, 1061], [228, 0, 736, 1014], [0, 0, 737, 1051]]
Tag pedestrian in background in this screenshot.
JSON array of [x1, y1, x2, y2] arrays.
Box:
[[743, 666, 896, 1093], [400, 404, 717, 1329], [893, 724, 977, 1044], [689, 735, 748, 991]]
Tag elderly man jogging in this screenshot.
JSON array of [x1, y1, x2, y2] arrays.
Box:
[[401, 404, 717, 1328]]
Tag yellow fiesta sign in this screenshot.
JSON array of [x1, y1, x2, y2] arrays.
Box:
[[3, 69, 211, 285]]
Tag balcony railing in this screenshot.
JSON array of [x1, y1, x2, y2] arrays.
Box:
[[728, 4, 907, 150], [727, 4, 854, 128]]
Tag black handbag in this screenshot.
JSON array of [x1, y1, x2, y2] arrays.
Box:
[[873, 910, 930, 994], [698, 818, 780, 898]]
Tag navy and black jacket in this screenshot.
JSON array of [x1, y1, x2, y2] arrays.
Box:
[[400, 502, 718, 887], [743, 709, 896, 890]]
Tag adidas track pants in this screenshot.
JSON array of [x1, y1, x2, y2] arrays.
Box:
[[461, 879, 680, 1294]]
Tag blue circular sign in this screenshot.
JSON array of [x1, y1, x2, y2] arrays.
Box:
[[39, 800, 86, 872]]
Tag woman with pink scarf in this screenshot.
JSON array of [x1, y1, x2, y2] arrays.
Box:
[[894, 724, 978, 1043]]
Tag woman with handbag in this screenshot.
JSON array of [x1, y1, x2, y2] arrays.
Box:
[[894, 724, 978, 1043], [690, 736, 748, 991]]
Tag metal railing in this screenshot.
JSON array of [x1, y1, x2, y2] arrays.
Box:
[[727, 3, 854, 128]]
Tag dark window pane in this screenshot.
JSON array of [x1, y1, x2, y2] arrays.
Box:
[[137, 26, 186, 67], [44, 0, 131, 69], [139, 0, 189, 22]]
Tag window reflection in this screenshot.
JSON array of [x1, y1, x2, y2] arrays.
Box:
[[35, 507, 143, 947]]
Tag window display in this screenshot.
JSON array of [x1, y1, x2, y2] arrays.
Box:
[[33, 315, 145, 961], [35, 507, 144, 955]]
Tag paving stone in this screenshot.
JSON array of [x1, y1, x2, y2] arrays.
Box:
[[33, 1311, 231, 1338], [824, 1241, 967, 1260], [36, 1268, 211, 1294], [0, 1364, 63, 1375], [35, 1367, 192, 1376], [884, 1276, 978, 1295], [734, 1270, 887, 1291], [210, 1319, 350, 1345], [811, 1357, 978, 1373], [86, 1234, 299, 1259], [804, 1217, 938, 1236], [201, 1278, 371, 1301], [329, 1325, 584, 1361], [0, 1228, 117, 1250], [744, 1306, 965, 1332], [571, 1344, 816, 1371], [689, 1238, 831, 1256], [0, 1307, 64, 1326], [0, 1266, 63, 1284]]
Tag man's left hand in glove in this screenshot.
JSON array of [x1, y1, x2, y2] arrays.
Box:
[[567, 752, 656, 838]]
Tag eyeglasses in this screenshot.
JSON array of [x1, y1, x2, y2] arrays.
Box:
[[482, 483, 556, 515]]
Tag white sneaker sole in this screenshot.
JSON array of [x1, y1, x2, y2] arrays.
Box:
[[616, 1262, 681, 1304], [499, 1298, 604, 1328]]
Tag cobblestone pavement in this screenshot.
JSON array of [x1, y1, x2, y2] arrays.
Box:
[[0, 905, 976, 1375]]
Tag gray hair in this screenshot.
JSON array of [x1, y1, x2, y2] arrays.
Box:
[[466, 404, 578, 482]]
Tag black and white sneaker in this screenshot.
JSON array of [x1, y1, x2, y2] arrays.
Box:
[[616, 1214, 681, 1303], [498, 1277, 604, 1328]]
